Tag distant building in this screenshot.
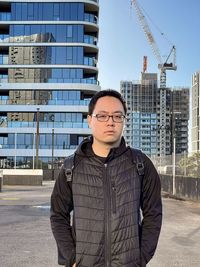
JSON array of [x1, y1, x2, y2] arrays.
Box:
[[121, 73, 189, 157], [170, 88, 189, 154], [191, 71, 200, 152], [121, 73, 158, 157], [0, 0, 100, 169]]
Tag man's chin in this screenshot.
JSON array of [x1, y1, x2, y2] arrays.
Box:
[[103, 138, 121, 146]]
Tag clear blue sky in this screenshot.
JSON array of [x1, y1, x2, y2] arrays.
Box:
[[98, 0, 200, 91]]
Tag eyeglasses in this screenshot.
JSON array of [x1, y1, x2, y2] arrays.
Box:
[[92, 113, 126, 123]]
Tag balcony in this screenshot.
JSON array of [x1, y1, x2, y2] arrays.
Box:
[[84, 56, 97, 67], [5, 121, 89, 129], [84, 35, 97, 45], [0, 77, 98, 85], [0, 99, 90, 106], [47, 78, 98, 84], [84, 13, 98, 24]]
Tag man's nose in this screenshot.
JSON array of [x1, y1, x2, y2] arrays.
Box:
[[107, 116, 114, 124]]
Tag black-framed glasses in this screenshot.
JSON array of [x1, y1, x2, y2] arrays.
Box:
[[92, 113, 126, 123]]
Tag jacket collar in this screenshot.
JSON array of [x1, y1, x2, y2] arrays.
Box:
[[75, 136, 128, 162]]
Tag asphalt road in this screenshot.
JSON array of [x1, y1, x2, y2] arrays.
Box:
[[0, 181, 200, 267]]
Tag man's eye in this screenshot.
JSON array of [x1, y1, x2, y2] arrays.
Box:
[[98, 115, 107, 118]]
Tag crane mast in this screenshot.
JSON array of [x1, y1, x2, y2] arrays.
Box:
[[131, 0, 177, 158]]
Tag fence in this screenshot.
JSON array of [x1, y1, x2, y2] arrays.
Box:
[[150, 152, 200, 201], [151, 152, 200, 178], [160, 174, 200, 201]]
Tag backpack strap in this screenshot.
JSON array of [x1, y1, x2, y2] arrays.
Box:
[[63, 154, 75, 182], [129, 147, 145, 176]]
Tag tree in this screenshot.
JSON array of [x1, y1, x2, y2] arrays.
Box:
[[178, 152, 200, 177]]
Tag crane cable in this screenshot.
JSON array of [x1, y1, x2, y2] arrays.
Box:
[[130, 0, 173, 47]]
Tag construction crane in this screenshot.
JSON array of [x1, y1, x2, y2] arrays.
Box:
[[131, 0, 177, 88], [131, 0, 177, 158], [143, 55, 147, 72]]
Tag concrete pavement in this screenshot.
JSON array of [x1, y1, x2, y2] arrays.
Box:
[[0, 181, 200, 267], [148, 196, 200, 267], [0, 181, 59, 267]]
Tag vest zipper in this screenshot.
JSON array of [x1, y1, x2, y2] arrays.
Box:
[[104, 163, 111, 267], [111, 180, 116, 214]]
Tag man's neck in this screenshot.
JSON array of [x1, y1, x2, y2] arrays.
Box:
[[92, 139, 121, 157]]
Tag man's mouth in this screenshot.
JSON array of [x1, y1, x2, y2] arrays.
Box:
[[104, 130, 115, 134]]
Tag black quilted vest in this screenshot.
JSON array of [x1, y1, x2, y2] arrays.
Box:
[[72, 149, 142, 267]]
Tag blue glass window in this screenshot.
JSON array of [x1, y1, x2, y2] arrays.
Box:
[[27, 3, 34, 20], [37, 3, 43, 20], [15, 3, 22, 20], [11, 3, 85, 21], [64, 3, 70, 20], [10, 25, 84, 43], [53, 4, 60, 20], [8, 68, 97, 84], [7, 134, 14, 148], [45, 134, 52, 145]]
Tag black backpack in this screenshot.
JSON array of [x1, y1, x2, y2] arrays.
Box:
[[63, 147, 145, 182]]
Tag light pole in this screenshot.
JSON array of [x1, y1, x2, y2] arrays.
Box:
[[172, 137, 176, 195], [52, 128, 54, 180], [50, 114, 55, 180], [14, 132, 17, 169], [171, 108, 181, 195], [32, 132, 35, 169], [35, 107, 40, 169]]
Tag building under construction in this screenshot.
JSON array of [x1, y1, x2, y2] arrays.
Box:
[[191, 71, 200, 152], [120, 73, 189, 157]]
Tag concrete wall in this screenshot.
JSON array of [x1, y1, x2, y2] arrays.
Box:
[[1, 169, 60, 186], [160, 174, 200, 201], [1, 169, 43, 186]]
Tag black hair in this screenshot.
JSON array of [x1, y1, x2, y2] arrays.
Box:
[[88, 89, 127, 115]]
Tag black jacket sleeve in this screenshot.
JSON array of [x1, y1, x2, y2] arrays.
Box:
[[140, 155, 162, 266], [50, 166, 75, 266]]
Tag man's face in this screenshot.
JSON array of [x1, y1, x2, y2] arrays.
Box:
[[87, 96, 125, 146]]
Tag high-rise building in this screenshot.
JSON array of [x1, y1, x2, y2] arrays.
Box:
[[156, 86, 171, 156], [170, 87, 190, 154], [121, 73, 189, 157], [0, 0, 100, 169], [170, 88, 189, 154], [121, 73, 158, 157], [191, 71, 200, 152]]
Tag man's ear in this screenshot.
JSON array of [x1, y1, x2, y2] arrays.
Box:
[[123, 123, 126, 133], [87, 115, 92, 128]]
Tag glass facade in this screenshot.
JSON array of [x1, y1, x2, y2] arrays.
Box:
[[11, 3, 85, 21], [7, 46, 85, 65], [0, 0, 100, 170], [0, 90, 91, 105], [121, 74, 158, 157], [0, 69, 97, 84], [9, 25, 84, 42], [1, 133, 86, 149], [131, 112, 158, 155]]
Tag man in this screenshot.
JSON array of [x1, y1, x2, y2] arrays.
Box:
[[50, 89, 162, 267]]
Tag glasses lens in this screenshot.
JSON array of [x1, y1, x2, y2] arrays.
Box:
[[96, 114, 108, 121], [94, 114, 125, 122], [113, 115, 124, 122]]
